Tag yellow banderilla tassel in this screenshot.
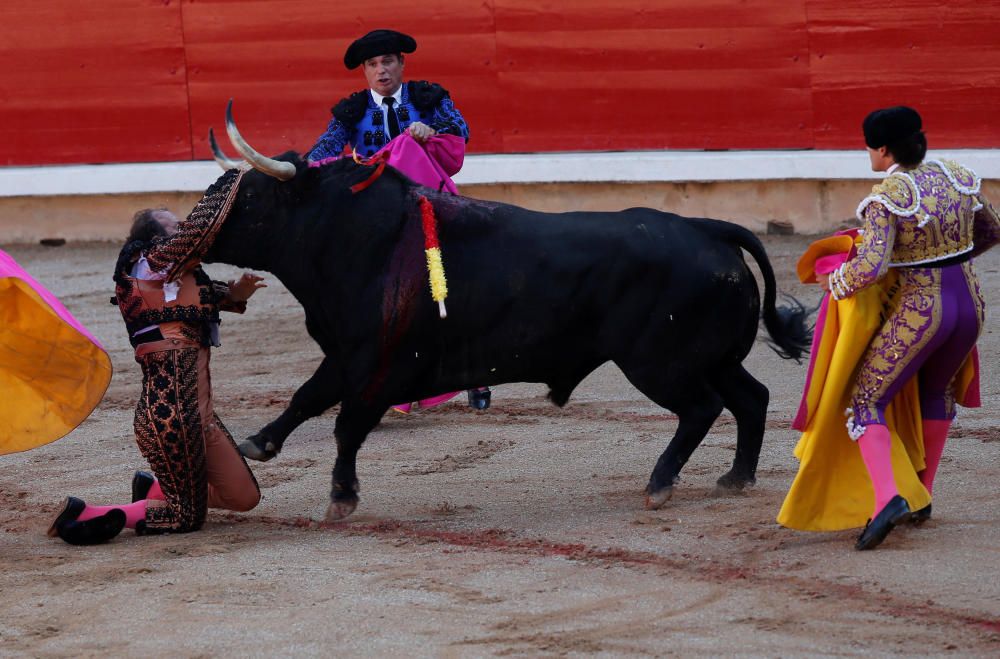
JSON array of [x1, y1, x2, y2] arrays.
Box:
[[425, 247, 448, 318], [419, 195, 448, 318]]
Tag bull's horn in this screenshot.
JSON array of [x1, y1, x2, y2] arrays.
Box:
[[208, 127, 244, 170], [225, 99, 296, 181]]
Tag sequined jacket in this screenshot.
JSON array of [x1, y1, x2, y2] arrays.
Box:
[[114, 265, 245, 348], [830, 159, 1000, 299], [307, 80, 469, 161], [112, 169, 247, 348]]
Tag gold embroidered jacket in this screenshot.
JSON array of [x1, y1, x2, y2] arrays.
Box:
[[830, 159, 999, 299]]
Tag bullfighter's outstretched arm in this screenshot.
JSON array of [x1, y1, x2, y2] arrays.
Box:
[[829, 202, 896, 300], [143, 218, 212, 278], [307, 117, 350, 161], [143, 169, 244, 281], [211, 280, 248, 314]]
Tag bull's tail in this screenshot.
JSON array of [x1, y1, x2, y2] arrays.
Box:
[[709, 221, 812, 362]]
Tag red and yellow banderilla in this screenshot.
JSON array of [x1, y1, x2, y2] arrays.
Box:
[[418, 195, 448, 318]]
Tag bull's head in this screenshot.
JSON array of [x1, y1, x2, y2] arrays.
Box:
[[210, 99, 296, 181], [204, 100, 390, 288]]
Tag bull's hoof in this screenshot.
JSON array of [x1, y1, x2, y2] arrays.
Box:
[[644, 486, 673, 510], [325, 499, 358, 522], [715, 470, 755, 492], [238, 435, 279, 462]]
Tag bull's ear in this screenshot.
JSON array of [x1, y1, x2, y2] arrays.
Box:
[[275, 151, 310, 176]]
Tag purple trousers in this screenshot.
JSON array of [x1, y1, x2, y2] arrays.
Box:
[[851, 262, 984, 427]]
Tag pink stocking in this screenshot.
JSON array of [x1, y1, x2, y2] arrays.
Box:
[[392, 391, 460, 414], [147, 480, 165, 500], [77, 501, 147, 529], [919, 419, 950, 494], [857, 424, 898, 516], [417, 392, 460, 409]]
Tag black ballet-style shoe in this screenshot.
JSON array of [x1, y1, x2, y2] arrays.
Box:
[[47, 497, 126, 546], [910, 503, 932, 526], [56, 510, 126, 546], [47, 496, 86, 538], [131, 470, 156, 503], [855, 495, 912, 551], [468, 387, 491, 410]]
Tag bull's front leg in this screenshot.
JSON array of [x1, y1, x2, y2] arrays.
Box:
[[326, 401, 387, 521], [239, 357, 342, 462]]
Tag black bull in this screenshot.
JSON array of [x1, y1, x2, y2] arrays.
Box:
[[203, 155, 810, 520]]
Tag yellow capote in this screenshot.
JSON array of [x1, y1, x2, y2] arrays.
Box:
[[776, 230, 985, 531], [0, 279, 112, 455], [776, 272, 932, 531]]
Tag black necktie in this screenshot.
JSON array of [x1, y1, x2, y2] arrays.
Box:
[[383, 97, 401, 139]]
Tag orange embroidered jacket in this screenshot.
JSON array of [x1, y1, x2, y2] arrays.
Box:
[[112, 168, 246, 348]]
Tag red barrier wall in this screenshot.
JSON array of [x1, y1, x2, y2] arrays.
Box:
[[1, 0, 998, 166]]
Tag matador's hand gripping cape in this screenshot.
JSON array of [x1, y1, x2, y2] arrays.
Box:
[[0, 249, 113, 455]]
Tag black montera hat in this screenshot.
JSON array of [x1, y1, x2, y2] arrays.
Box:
[[863, 106, 922, 149], [344, 29, 417, 70]]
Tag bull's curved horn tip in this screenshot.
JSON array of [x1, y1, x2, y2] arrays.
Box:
[[208, 126, 243, 171], [224, 100, 295, 181]]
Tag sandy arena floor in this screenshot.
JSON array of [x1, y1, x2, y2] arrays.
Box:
[[1, 235, 998, 657]]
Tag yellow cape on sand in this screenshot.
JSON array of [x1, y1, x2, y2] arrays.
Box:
[[777, 235, 975, 532], [0, 276, 112, 455]]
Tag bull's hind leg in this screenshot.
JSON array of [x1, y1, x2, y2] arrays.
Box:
[[618, 364, 724, 509], [325, 402, 386, 522], [712, 364, 769, 491], [240, 357, 342, 462]]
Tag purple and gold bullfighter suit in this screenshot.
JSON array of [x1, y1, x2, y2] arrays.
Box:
[[828, 159, 999, 438], [308, 81, 469, 161]]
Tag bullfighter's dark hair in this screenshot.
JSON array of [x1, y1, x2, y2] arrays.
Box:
[[863, 106, 927, 168], [114, 208, 171, 286], [886, 131, 927, 168], [127, 207, 170, 244]]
